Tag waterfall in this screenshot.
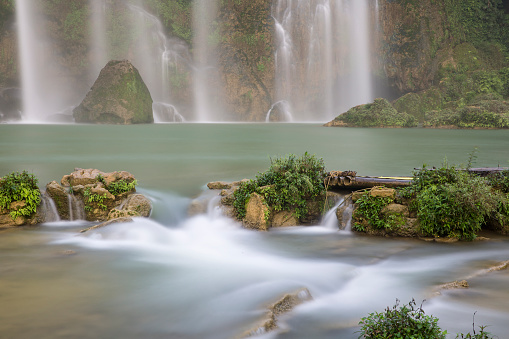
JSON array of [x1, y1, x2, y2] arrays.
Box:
[[192, 0, 223, 122], [272, 0, 376, 121], [89, 1, 189, 116], [68, 193, 85, 221], [39, 192, 60, 223]]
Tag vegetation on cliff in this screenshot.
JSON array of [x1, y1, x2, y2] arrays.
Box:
[[233, 153, 326, 222], [377, 0, 509, 129], [326, 98, 417, 128]]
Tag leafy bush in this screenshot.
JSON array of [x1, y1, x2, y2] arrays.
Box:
[[488, 169, 509, 193], [233, 153, 326, 220], [403, 165, 508, 240], [353, 191, 394, 231], [105, 179, 137, 196], [0, 171, 41, 220], [358, 299, 447, 339]]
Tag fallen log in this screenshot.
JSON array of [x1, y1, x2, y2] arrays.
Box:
[[325, 175, 411, 189]]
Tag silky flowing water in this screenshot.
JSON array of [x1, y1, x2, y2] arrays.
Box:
[[1, 124, 509, 338]]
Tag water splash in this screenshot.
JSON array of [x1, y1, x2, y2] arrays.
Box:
[[40, 192, 60, 223], [265, 100, 293, 122], [153, 102, 185, 123]]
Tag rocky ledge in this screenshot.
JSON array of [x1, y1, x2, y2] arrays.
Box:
[[0, 168, 152, 230]]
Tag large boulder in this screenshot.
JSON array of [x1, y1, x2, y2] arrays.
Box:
[[73, 60, 153, 124]]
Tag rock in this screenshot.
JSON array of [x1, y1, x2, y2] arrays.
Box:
[[121, 194, 152, 217], [370, 186, 396, 199], [46, 181, 71, 220], [207, 181, 232, 190], [102, 171, 135, 187], [272, 211, 298, 227], [324, 98, 417, 128], [382, 203, 410, 218], [90, 186, 115, 200], [188, 199, 207, 216], [241, 288, 312, 337], [62, 168, 103, 186], [351, 191, 365, 202], [244, 193, 269, 231], [73, 60, 153, 124], [107, 208, 140, 220], [80, 217, 134, 233]]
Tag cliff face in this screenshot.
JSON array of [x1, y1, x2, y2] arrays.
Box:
[[217, 0, 274, 121], [2, 0, 509, 121], [379, 0, 509, 95]]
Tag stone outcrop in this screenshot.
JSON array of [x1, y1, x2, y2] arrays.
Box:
[[0, 200, 39, 229], [205, 180, 324, 230], [73, 60, 153, 124], [55, 168, 151, 222], [241, 288, 312, 337]]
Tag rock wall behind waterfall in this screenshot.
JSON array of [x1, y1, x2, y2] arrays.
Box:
[[2, 0, 509, 121], [378, 0, 509, 95]]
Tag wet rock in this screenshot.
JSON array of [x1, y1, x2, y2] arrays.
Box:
[[382, 203, 410, 218], [107, 208, 140, 220], [46, 181, 71, 220], [207, 181, 232, 190], [242, 288, 312, 337], [370, 186, 396, 199], [188, 199, 207, 216], [272, 211, 298, 227], [80, 217, 134, 233], [73, 60, 153, 124], [244, 193, 269, 231], [122, 194, 152, 217]]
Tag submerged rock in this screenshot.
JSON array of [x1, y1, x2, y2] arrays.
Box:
[[241, 288, 312, 337], [73, 60, 153, 124]]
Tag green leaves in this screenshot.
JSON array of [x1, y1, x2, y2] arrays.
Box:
[[233, 153, 326, 221], [358, 299, 447, 339], [353, 192, 394, 231], [0, 171, 41, 220]]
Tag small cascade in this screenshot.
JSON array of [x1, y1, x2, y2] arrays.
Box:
[[339, 199, 354, 231], [68, 193, 86, 221], [206, 195, 223, 219], [39, 192, 61, 223], [272, 0, 377, 121], [153, 102, 185, 123], [265, 100, 293, 122], [322, 198, 343, 230]]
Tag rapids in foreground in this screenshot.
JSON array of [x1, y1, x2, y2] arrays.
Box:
[[1, 124, 509, 338]]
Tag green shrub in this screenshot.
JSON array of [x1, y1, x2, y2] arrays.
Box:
[[488, 169, 509, 193], [403, 165, 508, 240], [358, 299, 447, 339], [105, 179, 137, 196], [353, 191, 394, 231], [336, 98, 418, 127], [0, 171, 41, 220], [233, 153, 326, 220]]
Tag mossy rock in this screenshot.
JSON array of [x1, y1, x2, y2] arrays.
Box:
[[73, 60, 153, 124], [326, 98, 417, 128], [393, 88, 444, 123]]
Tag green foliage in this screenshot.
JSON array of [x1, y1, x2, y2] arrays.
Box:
[[83, 187, 107, 211], [233, 153, 326, 220], [456, 312, 496, 338], [358, 299, 447, 339], [403, 164, 509, 240], [106, 179, 137, 196], [353, 192, 394, 231], [336, 98, 417, 127], [488, 169, 509, 193], [0, 171, 41, 220]]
